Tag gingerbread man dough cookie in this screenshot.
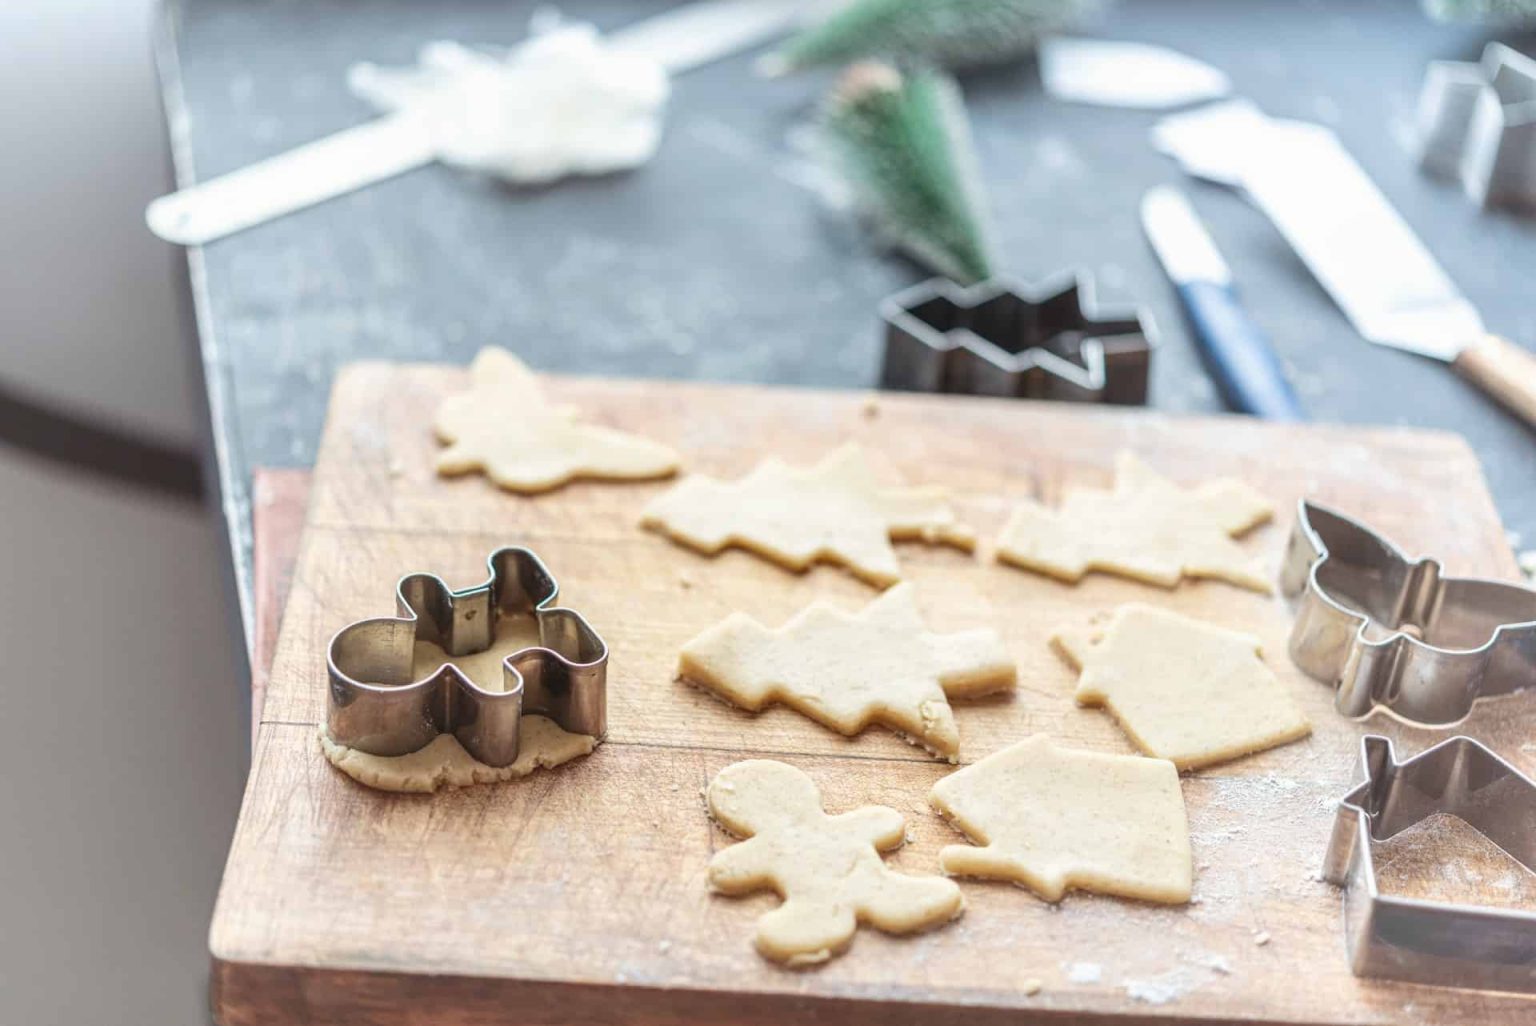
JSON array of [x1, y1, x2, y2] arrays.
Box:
[[705, 760, 963, 965], [679, 584, 1015, 760], [930, 735, 1192, 904], [1052, 604, 1311, 770], [641, 444, 974, 587], [995, 452, 1274, 593], [319, 715, 595, 794], [434, 347, 680, 492]]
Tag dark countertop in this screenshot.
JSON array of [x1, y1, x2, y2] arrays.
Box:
[[159, 0, 1536, 639]]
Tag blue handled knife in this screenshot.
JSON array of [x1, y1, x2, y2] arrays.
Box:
[[1141, 185, 1304, 421]]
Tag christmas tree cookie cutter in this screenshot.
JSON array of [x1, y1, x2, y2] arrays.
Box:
[[326, 546, 607, 767], [1418, 42, 1536, 211], [1278, 500, 1536, 726], [1323, 734, 1536, 993], [878, 272, 1154, 404]]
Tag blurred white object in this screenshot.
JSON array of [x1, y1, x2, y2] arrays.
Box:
[[146, 0, 812, 245], [348, 24, 668, 184], [1040, 38, 1229, 109], [1418, 42, 1536, 211], [1151, 98, 1269, 185]]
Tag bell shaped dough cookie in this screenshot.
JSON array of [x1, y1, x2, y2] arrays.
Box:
[[1053, 604, 1311, 770], [678, 584, 1014, 760], [930, 735, 1192, 904], [435, 347, 680, 492], [641, 444, 974, 587], [706, 759, 963, 965], [995, 452, 1274, 592]]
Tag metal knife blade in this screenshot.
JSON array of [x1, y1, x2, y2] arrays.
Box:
[[1237, 119, 1482, 362], [1141, 185, 1231, 287], [148, 0, 812, 246], [1142, 186, 1303, 419]]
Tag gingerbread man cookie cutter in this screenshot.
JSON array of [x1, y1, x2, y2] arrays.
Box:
[[327, 547, 607, 767], [1323, 734, 1536, 993], [1278, 500, 1536, 726]]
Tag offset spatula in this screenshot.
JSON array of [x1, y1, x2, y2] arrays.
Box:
[[1235, 119, 1536, 429], [148, 0, 812, 245]]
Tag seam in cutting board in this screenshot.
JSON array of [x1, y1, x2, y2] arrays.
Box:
[[257, 720, 1345, 778]]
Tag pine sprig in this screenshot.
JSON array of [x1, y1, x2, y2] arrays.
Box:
[[767, 0, 1106, 74], [823, 63, 994, 284], [1423, 0, 1536, 19]]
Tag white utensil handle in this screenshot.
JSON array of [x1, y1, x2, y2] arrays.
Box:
[[146, 113, 436, 246]]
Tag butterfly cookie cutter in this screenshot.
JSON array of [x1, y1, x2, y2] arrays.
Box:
[[326, 546, 608, 767], [1278, 500, 1536, 726], [879, 272, 1154, 405], [1323, 734, 1536, 992]]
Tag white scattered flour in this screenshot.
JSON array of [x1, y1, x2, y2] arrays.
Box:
[[349, 19, 668, 184], [1065, 961, 1103, 984], [1124, 967, 1202, 1005]]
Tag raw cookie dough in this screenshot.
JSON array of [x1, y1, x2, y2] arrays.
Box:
[[994, 452, 1274, 593], [678, 583, 1014, 760], [1052, 604, 1312, 770], [930, 734, 1192, 904], [319, 715, 595, 793], [435, 347, 680, 492], [641, 444, 974, 587], [706, 759, 963, 965]]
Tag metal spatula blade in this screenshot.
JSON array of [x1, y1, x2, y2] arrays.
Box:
[[1161, 112, 1536, 427]]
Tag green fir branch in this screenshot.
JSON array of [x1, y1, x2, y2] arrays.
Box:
[[822, 62, 995, 284]]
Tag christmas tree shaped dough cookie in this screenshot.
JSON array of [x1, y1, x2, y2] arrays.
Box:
[[995, 452, 1274, 592], [1053, 604, 1311, 770], [930, 735, 1192, 904], [435, 347, 680, 492], [641, 444, 974, 587], [679, 583, 1014, 761], [706, 759, 963, 965]]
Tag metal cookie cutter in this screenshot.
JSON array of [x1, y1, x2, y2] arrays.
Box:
[[327, 547, 607, 767], [1278, 500, 1536, 726], [879, 272, 1154, 404], [1323, 734, 1536, 993], [1418, 42, 1536, 211]]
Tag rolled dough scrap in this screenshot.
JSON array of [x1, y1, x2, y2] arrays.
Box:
[[930, 734, 1192, 904], [1052, 604, 1311, 770], [678, 583, 1014, 761], [641, 444, 975, 587], [706, 759, 963, 965], [319, 715, 595, 793], [435, 347, 680, 492], [994, 452, 1274, 593]]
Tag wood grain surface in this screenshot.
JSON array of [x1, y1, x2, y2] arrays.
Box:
[[212, 362, 1535, 1026]]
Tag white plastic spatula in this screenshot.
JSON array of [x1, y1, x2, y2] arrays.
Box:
[[147, 0, 811, 246]]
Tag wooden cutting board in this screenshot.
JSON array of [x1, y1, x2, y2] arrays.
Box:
[[211, 361, 1536, 1026]]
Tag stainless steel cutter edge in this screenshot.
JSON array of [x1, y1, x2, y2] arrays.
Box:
[[1418, 42, 1536, 210], [326, 546, 608, 768], [1323, 734, 1536, 993], [1278, 499, 1536, 726], [878, 270, 1155, 404]]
